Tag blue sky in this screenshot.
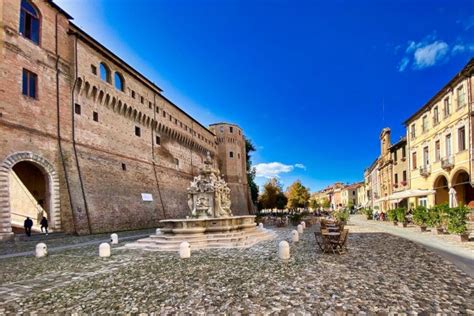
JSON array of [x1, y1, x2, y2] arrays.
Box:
[[55, 0, 474, 192]]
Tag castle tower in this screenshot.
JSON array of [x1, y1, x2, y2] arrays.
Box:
[[209, 123, 252, 214]]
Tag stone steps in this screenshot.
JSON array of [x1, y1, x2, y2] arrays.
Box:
[[124, 228, 275, 251]]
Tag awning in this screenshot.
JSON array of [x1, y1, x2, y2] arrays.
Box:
[[387, 189, 435, 203]]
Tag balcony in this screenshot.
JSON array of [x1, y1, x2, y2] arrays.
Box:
[[419, 165, 431, 177], [441, 156, 455, 171]]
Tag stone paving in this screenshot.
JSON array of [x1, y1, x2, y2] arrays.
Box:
[[0, 220, 473, 314]]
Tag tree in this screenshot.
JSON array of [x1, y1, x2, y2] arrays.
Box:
[[286, 180, 310, 210], [245, 139, 259, 205], [309, 198, 320, 210], [321, 198, 330, 209], [259, 178, 284, 210], [275, 191, 288, 210]]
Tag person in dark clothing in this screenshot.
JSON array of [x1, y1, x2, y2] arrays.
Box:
[[24, 217, 33, 237], [40, 216, 48, 235]]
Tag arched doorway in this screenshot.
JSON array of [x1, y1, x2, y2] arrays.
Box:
[[451, 169, 474, 206], [0, 152, 61, 239], [434, 175, 449, 205]]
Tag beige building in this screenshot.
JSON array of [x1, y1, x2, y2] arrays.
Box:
[[404, 58, 474, 208], [387, 137, 410, 208], [377, 128, 393, 211], [341, 182, 362, 208]]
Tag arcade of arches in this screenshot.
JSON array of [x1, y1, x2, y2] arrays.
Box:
[[434, 170, 474, 206]]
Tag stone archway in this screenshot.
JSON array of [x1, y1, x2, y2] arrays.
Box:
[[451, 169, 474, 206], [434, 175, 449, 205], [0, 152, 61, 239]]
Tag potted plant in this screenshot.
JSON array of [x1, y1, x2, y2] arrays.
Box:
[[396, 208, 408, 227], [364, 208, 373, 220], [289, 213, 304, 226], [412, 205, 429, 231], [335, 209, 350, 225], [387, 209, 397, 225], [428, 203, 448, 234], [446, 206, 471, 242]]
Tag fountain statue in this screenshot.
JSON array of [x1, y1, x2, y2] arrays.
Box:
[[124, 152, 275, 251], [187, 152, 232, 218]]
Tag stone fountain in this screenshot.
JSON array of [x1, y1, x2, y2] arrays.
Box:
[[125, 153, 274, 251]]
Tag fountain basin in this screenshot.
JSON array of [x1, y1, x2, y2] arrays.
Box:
[[160, 215, 257, 234]]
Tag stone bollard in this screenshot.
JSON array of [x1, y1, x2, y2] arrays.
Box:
[[301, 221, 306, 229], [110, 233, 118, 245], [179, 241, 191, 259], [258, 223, 264, 229], [156, 228, 161, 235], [278, 241, 290, 260], [35, 243, 48, 258], [99, 243, 111, 257], [291, 230, 299, 242], [297, 224, 304, 234]]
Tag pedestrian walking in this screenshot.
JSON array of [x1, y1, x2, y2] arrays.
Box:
[[40, 216, 48, 235], [24, 217, 33, 237]]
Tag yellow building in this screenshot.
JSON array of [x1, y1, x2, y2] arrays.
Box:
[[405, 58, 474, 208]]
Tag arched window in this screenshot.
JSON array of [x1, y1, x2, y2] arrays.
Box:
[[99, 63, 111, 83], [19, 0, 40, 44], [114, 72, 124, 91]]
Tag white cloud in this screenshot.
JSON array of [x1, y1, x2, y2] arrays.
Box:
[[452, 43, 474, 55], [412, 41, 449, 69], [397, 35, 452, 72], [398, 57, 410, 72], [254, 162, 306, 178], [294, 164, 306, 170]]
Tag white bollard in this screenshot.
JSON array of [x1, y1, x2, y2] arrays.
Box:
[[278, 241, 290, 260], [99, 242, 111, 257], [156, 228, 161, 235], [258, 223, 264, 229], [110, 233, 118, 245], [297, 224, 304, 234], [35, 243, 48, 258], [301, 221, 306, 229], [291, 230, 299, 242], [179, 241, 191, 259]]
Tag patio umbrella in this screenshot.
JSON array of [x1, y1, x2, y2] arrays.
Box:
[[449, 187, 458, 208]]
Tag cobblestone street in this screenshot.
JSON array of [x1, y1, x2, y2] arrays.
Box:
[[0, 219, 472, 314]]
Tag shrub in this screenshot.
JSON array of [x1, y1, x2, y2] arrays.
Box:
[[396, 207, 407, 223], [428, 203, 448, 228], [446, 206, 470, 234], [289, 213, 304, 226], [412, 205, 429, 226], [335, 209, 350, 223], [387, 209, 397, 222], [363, 208, 373, 220]]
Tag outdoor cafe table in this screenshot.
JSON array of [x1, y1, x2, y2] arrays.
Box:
[[322, 231, 340, 241]]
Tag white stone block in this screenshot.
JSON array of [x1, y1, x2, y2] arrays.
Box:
[[35, 243, 47, 258], [278, 241, 290, 260], [156, 228, 161, 235], [300, 221, 306, 229], [179, 241, 191, 259], [110, 233, 118, 244], [258, 223, 264, 229], [291, 230, 299, 242], [297, 224, 304, 234], [99, 243, 111, 257]]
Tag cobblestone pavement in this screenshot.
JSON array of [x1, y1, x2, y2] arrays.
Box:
[[0, 228, 155, 256], [0, 221, 473, 314]]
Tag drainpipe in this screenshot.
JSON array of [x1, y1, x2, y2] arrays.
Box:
[[70, 31, 92, 234], [54, 12, 76, 233]]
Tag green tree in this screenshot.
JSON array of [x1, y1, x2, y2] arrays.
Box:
[[309, 198, 320, 210], [259, 178, 285, 209], [321, 198, 330, 208], [245, 139, 259, 205], [276, 192, 288, 210], [286, 180, 310, 210]]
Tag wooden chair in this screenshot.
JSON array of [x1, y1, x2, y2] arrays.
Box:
[[314, 231, 335, 254], [331, 229, 349, 254]]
